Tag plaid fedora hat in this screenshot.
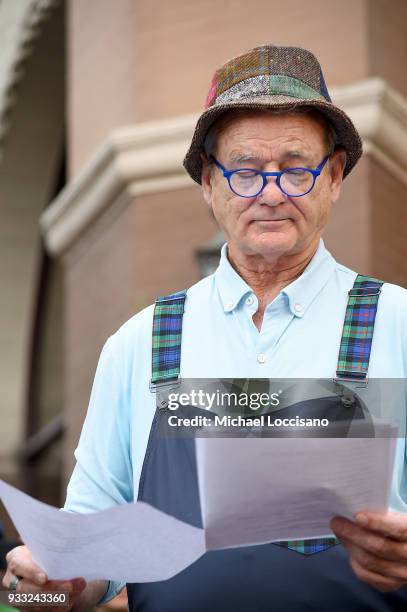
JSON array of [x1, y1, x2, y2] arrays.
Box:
[[183, 44, 363, 183]]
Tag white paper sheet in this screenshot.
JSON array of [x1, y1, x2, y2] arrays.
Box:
[[0, 480, 205, 582], [196, 423, 398, 550], [0, 422, 397, 581]]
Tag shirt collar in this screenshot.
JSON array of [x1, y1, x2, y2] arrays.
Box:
[[281, 240, 336, 317], [215, 243, 253, 312], [214, 239, 336, 316]]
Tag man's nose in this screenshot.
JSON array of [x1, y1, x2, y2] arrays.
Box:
[[256, 176, 288, 207]]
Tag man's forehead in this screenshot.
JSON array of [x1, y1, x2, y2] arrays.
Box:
[[215, 111, 326, 159], [217, 111, 323, 138]]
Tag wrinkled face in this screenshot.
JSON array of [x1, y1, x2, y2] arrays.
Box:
[[201, 112, 346, 262]]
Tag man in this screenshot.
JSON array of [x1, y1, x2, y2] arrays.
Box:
[[3, 44, 407, 611]]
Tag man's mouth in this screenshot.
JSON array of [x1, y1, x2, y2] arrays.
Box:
[[252, 218, 289, 223]]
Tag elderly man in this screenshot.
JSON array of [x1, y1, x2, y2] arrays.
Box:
[[3, 45, 407, 611]]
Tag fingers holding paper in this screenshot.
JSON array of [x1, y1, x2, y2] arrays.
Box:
[[2, 544, 86, 611], [331, 511, 407, 592]]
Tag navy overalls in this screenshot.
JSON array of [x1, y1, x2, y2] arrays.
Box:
[[127, 275, 407, 611]]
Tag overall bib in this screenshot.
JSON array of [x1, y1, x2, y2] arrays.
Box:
[[127, 275, 407, 611]]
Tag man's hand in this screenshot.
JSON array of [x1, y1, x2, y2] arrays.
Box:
[[2, 545, 87, 611], [331, 511, 407, 592]]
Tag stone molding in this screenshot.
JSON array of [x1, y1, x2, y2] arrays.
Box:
[[40, 77, 407, 257]]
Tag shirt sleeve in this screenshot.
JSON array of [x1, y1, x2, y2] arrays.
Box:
[[61, 336, 133, 605]]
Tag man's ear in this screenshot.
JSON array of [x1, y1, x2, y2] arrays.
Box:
[[329, 147, 347, 203], [201, 154, 213, 207]]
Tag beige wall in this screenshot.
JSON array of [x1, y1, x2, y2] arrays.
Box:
[[325, 155, 407, 286], [68, 0, 137, 177], [134, 0, 369, 122], [371, 157, 407, 285], [132, 185, 214, 303], [369, 0, 407, 99], [324, 156, 371, 273]]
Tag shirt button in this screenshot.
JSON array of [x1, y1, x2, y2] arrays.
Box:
[[246, 296, 254, 305], [294, 303, 302, 313], [257, 353, 267, 364], [225, 301, 233, 309]]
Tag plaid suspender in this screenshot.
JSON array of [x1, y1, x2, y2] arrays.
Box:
[[151, 290, 187, 385], [336, 274, 383, 381], [150, 274, 383, 554]]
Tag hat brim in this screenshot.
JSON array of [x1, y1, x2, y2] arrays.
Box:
[[183, 96, 363, 183]]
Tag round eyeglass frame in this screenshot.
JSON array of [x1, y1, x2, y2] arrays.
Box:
[[210, 154, 331, 198]]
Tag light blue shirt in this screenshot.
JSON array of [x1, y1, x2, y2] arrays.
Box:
[[62, 240, 407, 604]]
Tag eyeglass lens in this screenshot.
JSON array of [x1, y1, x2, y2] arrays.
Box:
[[229, 168, 315, 197]]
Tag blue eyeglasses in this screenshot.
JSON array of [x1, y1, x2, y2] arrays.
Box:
[[211, 154, 330, 198]]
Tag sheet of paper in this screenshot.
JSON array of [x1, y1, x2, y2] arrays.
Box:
[[0, 422, 398, 582], [196, 422, 398, 550], [0, 480, 205, 582]]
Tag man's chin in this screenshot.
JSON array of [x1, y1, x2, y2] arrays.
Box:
[[247, 232, 297, 257], [237, 246, 296, 262]]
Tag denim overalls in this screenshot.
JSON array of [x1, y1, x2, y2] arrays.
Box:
[[127, 275, 407, 611]]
